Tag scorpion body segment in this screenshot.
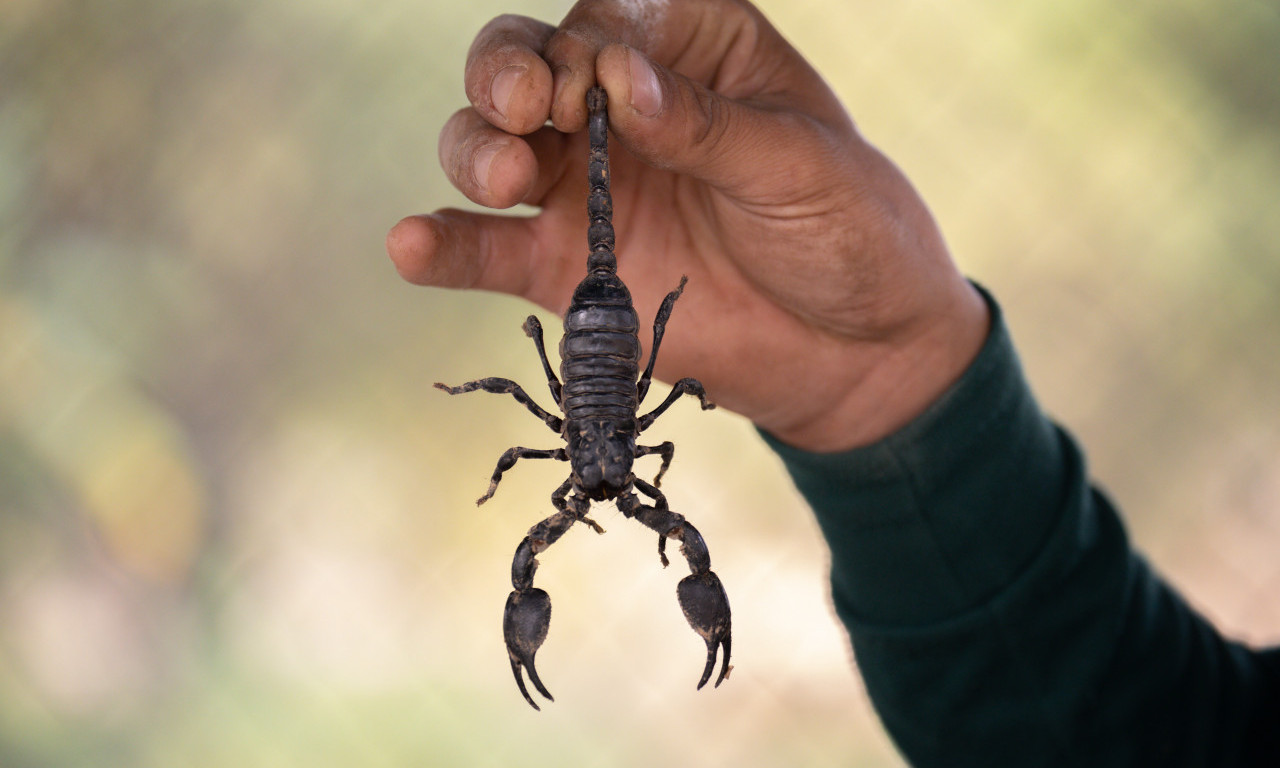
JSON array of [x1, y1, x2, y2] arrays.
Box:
[[434, 86, 731, 709]]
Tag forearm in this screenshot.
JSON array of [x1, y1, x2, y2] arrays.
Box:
[[761, 286, 1272, 766]]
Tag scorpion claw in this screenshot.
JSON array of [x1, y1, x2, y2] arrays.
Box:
[[507, 657, 543, 711], [504, 588, 554, 709], [677, 571, 733, 690]]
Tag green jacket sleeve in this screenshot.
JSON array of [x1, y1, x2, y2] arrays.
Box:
[[760, 288, 1279, 767]]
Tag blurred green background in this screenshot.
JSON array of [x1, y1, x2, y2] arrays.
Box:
[[3, 0, 1280, 765]]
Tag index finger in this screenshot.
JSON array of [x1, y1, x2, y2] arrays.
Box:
[[464, 14, 557, 136]]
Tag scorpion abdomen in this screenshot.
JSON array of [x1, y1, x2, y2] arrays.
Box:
[[559, 272, 641, 423], [559, 353, 639, 420]]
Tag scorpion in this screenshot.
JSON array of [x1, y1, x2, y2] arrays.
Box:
[[435, 86, 732, 710]]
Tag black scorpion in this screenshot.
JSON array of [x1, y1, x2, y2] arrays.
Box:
[[435, 86, 732, 710]]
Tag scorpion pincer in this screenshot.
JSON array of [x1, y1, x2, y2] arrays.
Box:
[[435, 86, 732, 710]]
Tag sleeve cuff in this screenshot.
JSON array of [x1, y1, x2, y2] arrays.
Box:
[[759, 285, 1071, 628]]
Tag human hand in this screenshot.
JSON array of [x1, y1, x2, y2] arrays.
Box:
[[387, 0, 988, 452]]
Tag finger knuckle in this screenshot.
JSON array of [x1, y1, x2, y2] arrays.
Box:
[[688, 88, 732, 156]]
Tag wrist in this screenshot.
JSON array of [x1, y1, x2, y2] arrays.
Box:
[[763, 278, 990, 453]]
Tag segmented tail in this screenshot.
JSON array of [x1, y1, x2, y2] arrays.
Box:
[[586, 86, 616, 273]]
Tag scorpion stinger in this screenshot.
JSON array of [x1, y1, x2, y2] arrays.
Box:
[[435, 85, 730, 709]]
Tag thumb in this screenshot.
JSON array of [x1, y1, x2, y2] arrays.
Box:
[[595, 43, 831, 199]]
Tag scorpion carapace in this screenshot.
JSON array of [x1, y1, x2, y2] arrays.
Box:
[[435, 86, 732, 710]]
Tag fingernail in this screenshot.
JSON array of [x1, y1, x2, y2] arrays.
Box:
[[473, 143, 502, 192], [627, 48, 662, 117], [551, 64, 572, 122], [490, 65, 525, 120], [552, 65, 571, 105]]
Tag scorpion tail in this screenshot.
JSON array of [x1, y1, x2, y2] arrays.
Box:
[[586, 85, 616, 273]]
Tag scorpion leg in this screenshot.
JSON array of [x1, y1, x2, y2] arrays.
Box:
[[621, 485, 733, 690], [434, 377, 563, 433], [476, 447, 567, 505], [522, 316, 563, 407], [505, 505, 578, 710], [635, 441, 675, 488], [637, 377, 715, 432], [637, 276, 689, 404], [631, 477, 673, 565]]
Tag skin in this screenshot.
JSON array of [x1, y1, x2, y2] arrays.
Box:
[[386, 0, 989, 453]]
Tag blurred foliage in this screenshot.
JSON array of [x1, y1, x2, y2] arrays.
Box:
[[2, 0, 1280, 766]]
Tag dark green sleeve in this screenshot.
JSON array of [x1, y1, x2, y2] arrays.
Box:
[[760, 288, 1279, 767]]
